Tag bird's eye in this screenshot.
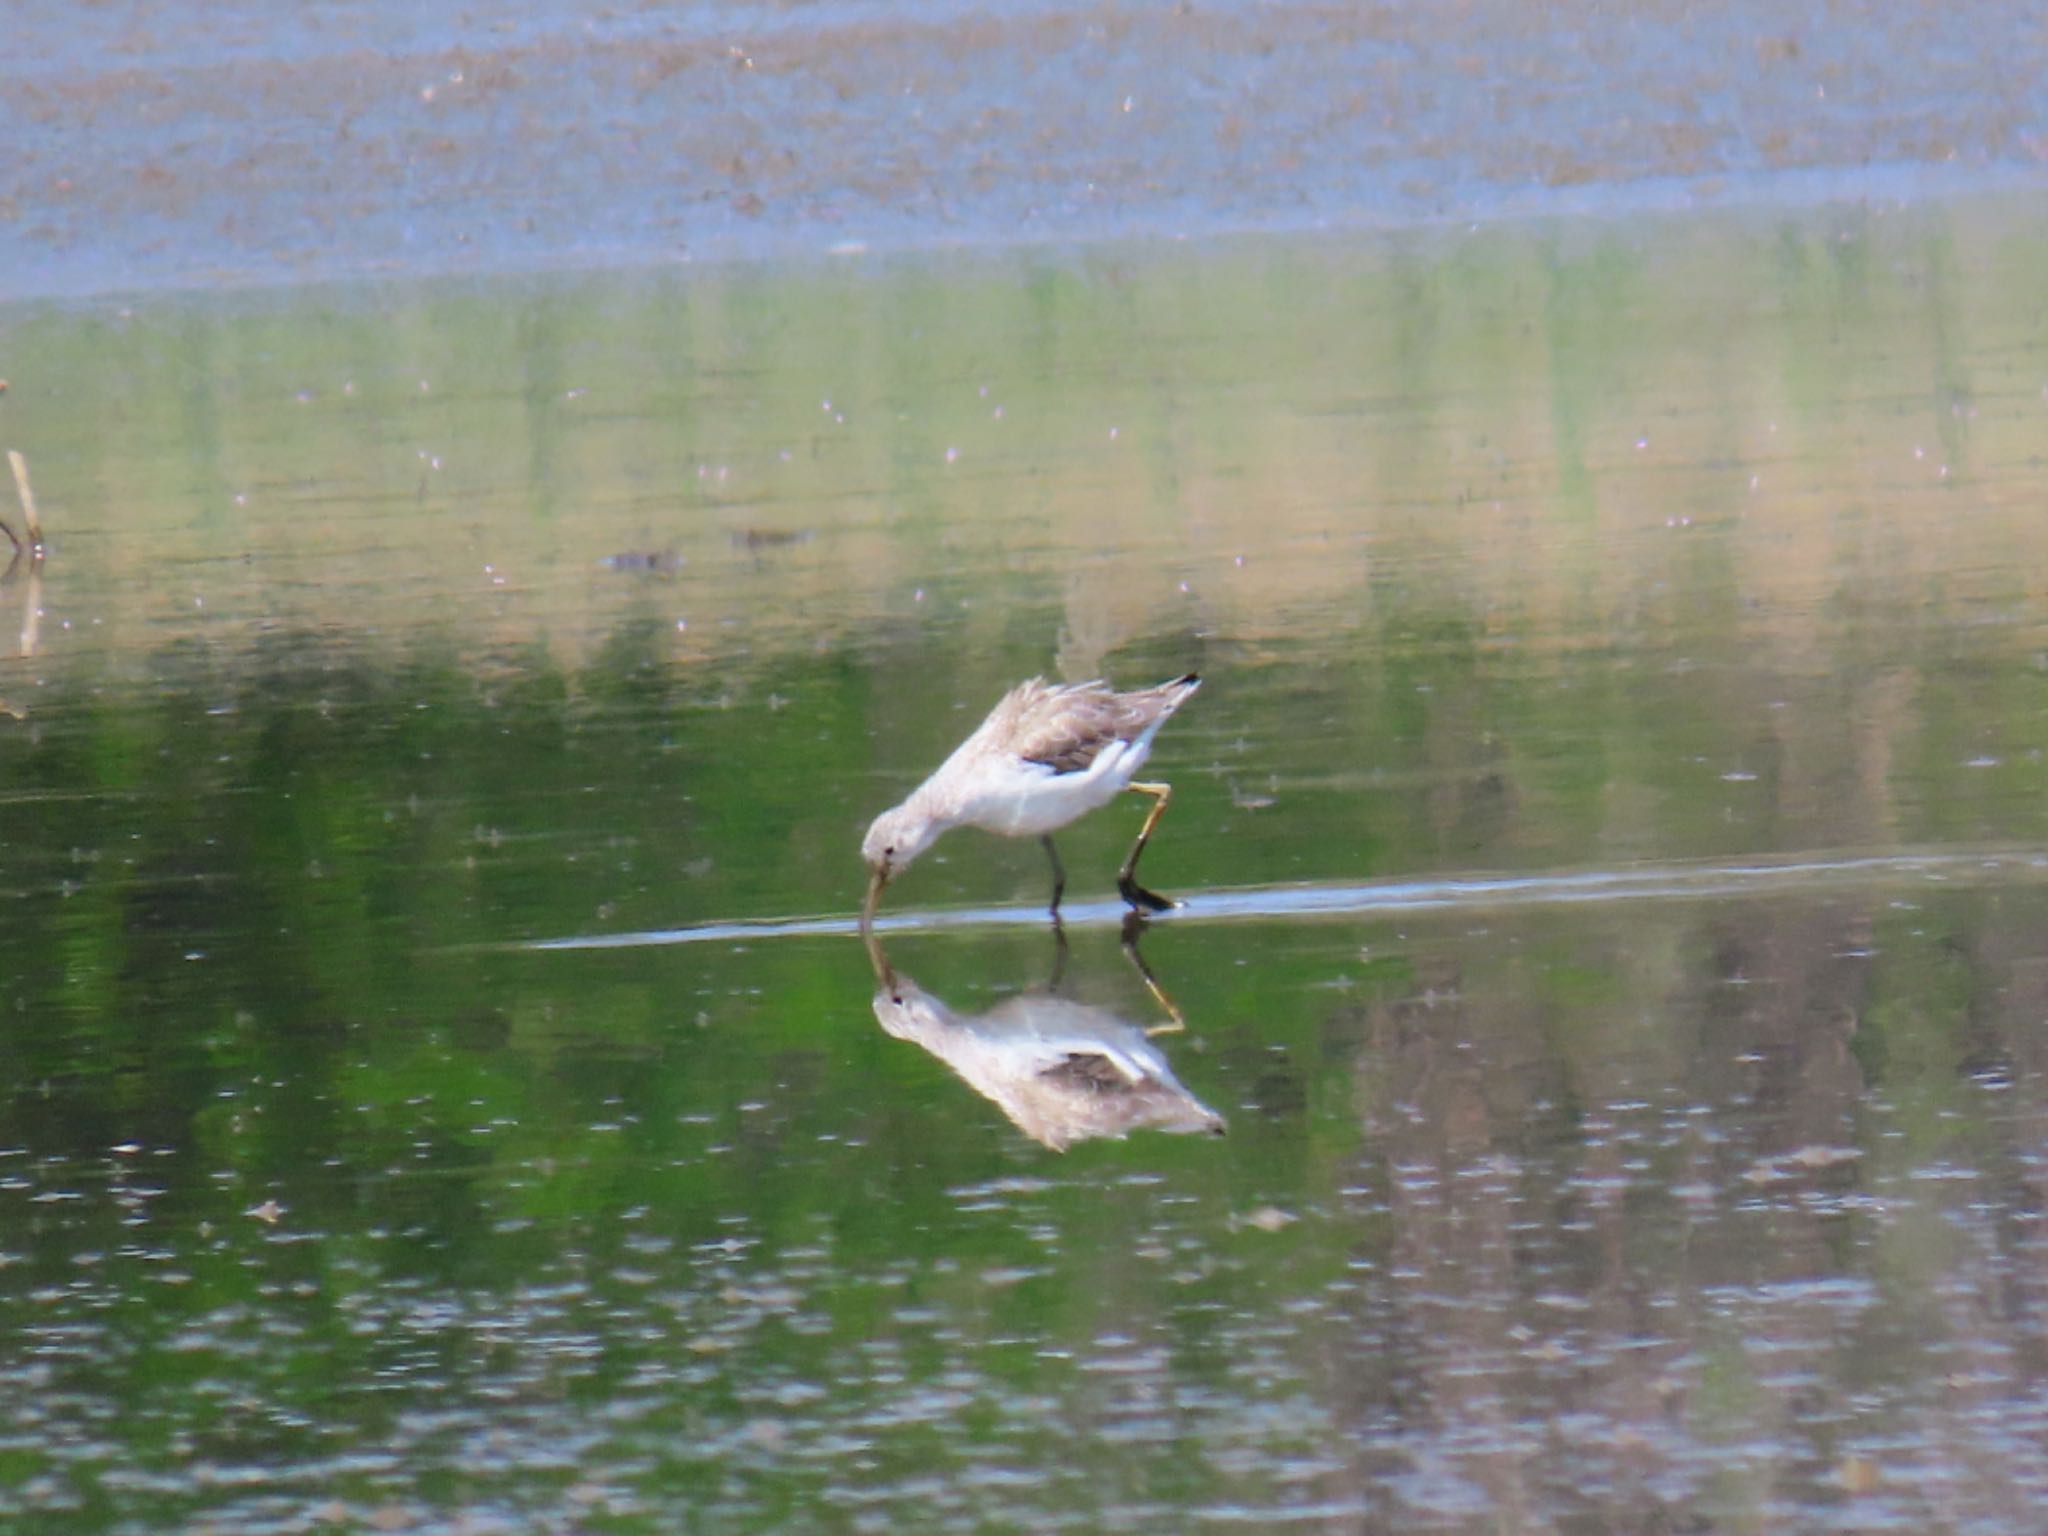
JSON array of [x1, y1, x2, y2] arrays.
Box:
[[884, 845, 895, 858]]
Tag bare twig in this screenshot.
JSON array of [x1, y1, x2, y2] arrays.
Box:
[[6, 450, 43, 555], [18, 548, 40, 658], [0, 451, 43, 709]]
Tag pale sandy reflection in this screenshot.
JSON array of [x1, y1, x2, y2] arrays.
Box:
[[865, 930, 1224, 1151]]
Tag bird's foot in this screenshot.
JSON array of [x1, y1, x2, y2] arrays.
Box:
[[1117, 874, 1178, 914]]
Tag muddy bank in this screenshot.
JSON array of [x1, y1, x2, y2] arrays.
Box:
[[4, 0, 2046, 297]]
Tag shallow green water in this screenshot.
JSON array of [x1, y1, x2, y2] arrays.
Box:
[[5, 196, 2048, 1531]]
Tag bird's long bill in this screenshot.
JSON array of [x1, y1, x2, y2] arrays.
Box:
[[862, 921, 896, 993], [860, 865, 888, 935], [860, 867, 896, 990]]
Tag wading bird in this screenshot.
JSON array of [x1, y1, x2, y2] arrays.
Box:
[[861, 673, 1200, 925]]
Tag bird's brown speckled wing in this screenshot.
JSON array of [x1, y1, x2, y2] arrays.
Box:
[[1041, 1051, 1139, 1091], [1000, 676, 1196, 775]]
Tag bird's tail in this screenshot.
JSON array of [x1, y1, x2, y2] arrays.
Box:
[[1130, 672, 1200, 726]]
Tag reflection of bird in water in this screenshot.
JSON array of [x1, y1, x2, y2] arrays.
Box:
[[872, 975, 1226, 1151], [861, 674, 1200, 925]]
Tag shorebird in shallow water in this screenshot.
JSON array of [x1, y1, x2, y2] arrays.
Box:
[[861, 673, 1200, 924]]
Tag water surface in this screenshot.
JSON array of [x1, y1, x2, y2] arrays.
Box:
[[3, 194, 2048, 1530]]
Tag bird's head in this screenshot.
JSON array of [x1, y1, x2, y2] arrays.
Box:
[[861, 803, 939, 884], [861, 802, 939, 926]]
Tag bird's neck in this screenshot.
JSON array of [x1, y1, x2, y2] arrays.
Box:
[[886, 781, 966, 870], [903, 780, 957, 834]]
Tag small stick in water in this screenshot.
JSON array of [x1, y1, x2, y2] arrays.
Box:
[[6, 450, 43, 555]]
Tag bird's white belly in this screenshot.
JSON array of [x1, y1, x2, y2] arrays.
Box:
[[961, 738, 1146, 837]]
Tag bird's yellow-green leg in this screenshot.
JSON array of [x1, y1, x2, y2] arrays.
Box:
[[1120, 909, 1186, 1033], [1117, 781, 1178, 913]]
